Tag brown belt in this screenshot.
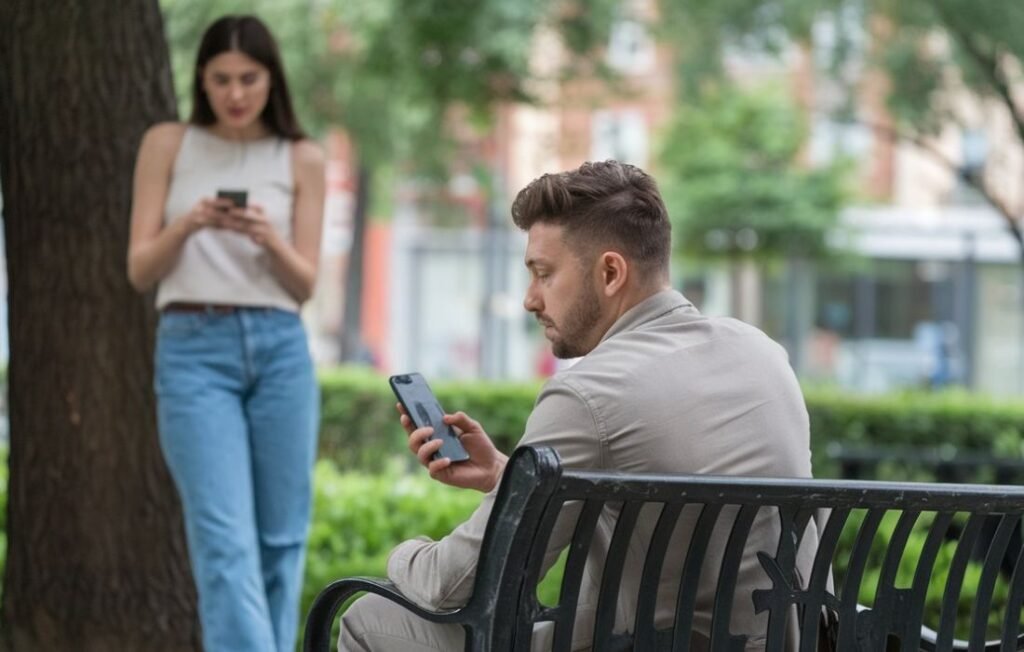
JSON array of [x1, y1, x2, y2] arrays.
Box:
[[163, 302, 238, 314]]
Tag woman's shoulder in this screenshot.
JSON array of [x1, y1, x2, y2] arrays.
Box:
[[140, 121, 189, 160], [290, 138, 326, 179], [144, 121, 188, 144], [291, 138, 325, 167]]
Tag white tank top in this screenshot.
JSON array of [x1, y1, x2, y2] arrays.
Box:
[[156, 125, 298, 312]]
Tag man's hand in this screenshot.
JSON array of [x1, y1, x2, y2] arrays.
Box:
[[398, 403, 509, 493]]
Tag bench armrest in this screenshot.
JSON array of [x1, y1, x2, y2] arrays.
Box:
[[303, 576, 469, 652]]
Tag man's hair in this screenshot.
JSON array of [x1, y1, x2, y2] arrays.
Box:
[[510, 160, 671, 279]]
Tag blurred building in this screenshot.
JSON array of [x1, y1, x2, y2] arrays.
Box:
[[753, 10, 1024, 395], [309, 1, 1024, 395]]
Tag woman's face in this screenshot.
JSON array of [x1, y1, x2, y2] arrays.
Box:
[[201, 50, 271, 131]]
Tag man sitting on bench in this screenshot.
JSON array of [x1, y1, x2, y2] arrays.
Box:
[[339, 160, 819, 651]]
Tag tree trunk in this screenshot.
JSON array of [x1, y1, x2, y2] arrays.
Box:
[[0, 1, 200, 650], [339, 163, 371, 363]]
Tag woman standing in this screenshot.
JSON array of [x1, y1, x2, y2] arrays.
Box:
[[127, 15, 324, 652]]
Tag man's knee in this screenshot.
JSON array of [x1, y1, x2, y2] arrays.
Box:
[[337, 595, 373, 652], [337, 594, 463, 652]]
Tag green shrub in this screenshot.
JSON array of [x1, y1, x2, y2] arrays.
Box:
[[301, 457, 486, 641], [316, 367, 539, 470], [803, 388, 1024, 477], [317, 368, 1024, 477]]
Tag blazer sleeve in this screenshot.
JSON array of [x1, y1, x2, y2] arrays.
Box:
[[386, 375, 602, 610]]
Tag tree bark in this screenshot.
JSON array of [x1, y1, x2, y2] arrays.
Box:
[[0, 1, 200, 650], [339, 163, 371, 363]]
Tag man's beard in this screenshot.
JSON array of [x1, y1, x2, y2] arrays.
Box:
[[549, 283, 602, 359]]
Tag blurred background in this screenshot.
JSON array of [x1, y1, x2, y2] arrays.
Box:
[[169, 0, 1024, 396], [4, 0, 1023, 396]]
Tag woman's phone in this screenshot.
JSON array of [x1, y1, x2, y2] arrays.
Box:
[[389, 373, 470, 463], [217, 189, 248, 209]]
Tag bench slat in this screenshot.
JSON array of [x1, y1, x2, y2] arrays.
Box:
[[550, 499, 603, 650], [836, 508, 884, 650], [709, 504, 758, 650], [1001, 543, 1024, 650], [937, 513, 986, 651], [669, 502, 723, 651], [762, 506, 815, 650], [873, 510, 921, 649], [970, 515, 1022, 650], [593, 501, 642, 651], [634, 501, 684, 649], [798, 507, 850, 652], [903, 512, 955, 651]]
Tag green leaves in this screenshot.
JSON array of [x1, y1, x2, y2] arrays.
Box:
[[160, 0, 618, 177], [659, 85, 848, 259], [300, 457, 485, 643], [663, 0, 1024, 163]]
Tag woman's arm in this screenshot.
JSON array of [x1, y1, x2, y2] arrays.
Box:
[[237, 139, 326, 304], [126, 123, 224, 292]]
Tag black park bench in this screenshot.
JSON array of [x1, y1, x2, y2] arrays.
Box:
[[304, 446, 1024, 651]]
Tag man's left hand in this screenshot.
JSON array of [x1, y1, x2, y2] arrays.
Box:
[[398, 404, 509, 493]]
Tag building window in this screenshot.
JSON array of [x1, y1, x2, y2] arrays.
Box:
[[591, 109, 649, 167], [606, 3, 656, 75], [951, 128, 988, 205], [809, 116, 871, 166]]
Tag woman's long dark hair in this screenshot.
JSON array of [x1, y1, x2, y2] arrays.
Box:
[[189, 15, 305, 141]]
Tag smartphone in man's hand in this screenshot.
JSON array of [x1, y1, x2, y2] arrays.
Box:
[[389, 373, 470, 463], [216, 189, 248, 209]]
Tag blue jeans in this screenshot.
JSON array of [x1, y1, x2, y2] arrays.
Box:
[[155, 308, 319, 652]]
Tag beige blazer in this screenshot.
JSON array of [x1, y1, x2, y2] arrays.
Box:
[[387, 290, 818, 650]]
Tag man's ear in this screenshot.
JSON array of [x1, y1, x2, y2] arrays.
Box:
[[597, 251, 628, 297]]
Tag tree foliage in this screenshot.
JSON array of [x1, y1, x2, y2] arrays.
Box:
[[659, 86, 847, 260], [658, 0, 1024, 252], [161, 0, 617, 172]]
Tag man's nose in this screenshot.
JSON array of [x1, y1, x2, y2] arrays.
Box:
[[523, 285, 541, 314]]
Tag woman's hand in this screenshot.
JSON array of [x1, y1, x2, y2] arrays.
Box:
[[181, 197, 233, 234], [222, 203, 283, 250]]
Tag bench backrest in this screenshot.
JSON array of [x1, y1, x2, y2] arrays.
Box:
[[464, 446, 1024, 651]]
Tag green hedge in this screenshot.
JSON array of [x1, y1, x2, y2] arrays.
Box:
[[318, 367, 542, 471], [300, 458, 485, 645], [318, 368, 1024, 477]]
